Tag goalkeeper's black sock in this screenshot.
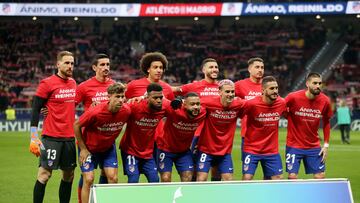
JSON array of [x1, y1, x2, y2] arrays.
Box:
[[33, 180, 46, 203], [59, 180, 73, 203]]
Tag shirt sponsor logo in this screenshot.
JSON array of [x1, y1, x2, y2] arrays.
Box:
[[97, 122, 125, 132], [210, 110, 237, 119], [92, 91, 109, 102], [244, 91, 261, 100], [294, 107, 322, 119], [200, 87, 219, 97], [135, 118, 159, 127], [55, 88, 75, 99], [172, 121, 198, 131], [255, 112, 280, 122]]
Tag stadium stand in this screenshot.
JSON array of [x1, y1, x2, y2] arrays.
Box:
[[0, 17, 330, 110]]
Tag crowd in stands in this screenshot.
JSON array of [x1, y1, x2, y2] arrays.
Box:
[[0, 17, 326, 111], [326, 24, 360, 111]]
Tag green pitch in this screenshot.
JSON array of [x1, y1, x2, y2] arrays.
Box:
[[0, 129, 359, 203]]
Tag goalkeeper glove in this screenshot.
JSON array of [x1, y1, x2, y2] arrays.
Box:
[[29, 126, 45, 157]]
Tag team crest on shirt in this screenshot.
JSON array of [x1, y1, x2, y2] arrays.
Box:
[[159, 162, 165, 170], [287, 164, 293, 171], [198, 163, 204, 169], [48, 160, 53, 167], [243, 164, 249, 172], [129, 165, 135, 173]]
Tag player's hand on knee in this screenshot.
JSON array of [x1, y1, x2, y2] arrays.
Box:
[[29, 127, 44, 157], [79, 149, 91, 165]]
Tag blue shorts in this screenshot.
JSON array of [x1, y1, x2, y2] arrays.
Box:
[[157, 149, 194, 173], [285, 146, 325, 174], [79, 143, 118, 173], [196, 151, 233, 174], [121, 151, 158, 176], [242, 152, 283, 177]]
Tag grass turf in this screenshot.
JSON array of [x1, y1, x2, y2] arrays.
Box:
[[0, 129, 358, 202]]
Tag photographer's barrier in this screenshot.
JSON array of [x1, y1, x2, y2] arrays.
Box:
[[89, 179, 353, 203]]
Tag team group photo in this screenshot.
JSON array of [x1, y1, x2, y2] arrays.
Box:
[[0, 1, 359, 203]]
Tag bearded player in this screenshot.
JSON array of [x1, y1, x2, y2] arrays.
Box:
[[30, 51, 76, 203], [172, 58, 220, 181], [285, 72, 332, 179], [241, 76, 286, 180], [157, 92, 206, 182]]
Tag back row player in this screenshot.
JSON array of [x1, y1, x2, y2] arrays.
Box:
[[75, 54, 115, 203], [172, 58, 220, 181]]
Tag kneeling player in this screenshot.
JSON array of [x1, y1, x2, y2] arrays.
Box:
[[74, 83, 130, 203], [156, 92, 206, 182], [241, 76, 286, 180]]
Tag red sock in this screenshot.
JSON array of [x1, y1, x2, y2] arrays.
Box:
[[78, 187, 82, 203]]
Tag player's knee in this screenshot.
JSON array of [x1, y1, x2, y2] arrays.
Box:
[[107, 174, 118, 183], [38, 173, 51, 183], [288, 173, 298, 179], [83, 174, 95, 186], [37, 168, 52, 183], [62, 170, 75, 182], [127, 174, 140, 183], [242, 174, 253, 181], [160, 172, 172, 182], [314, 172, 325, 179], [180, 171, 193, 182], [100, 169, 106, 176], [271, 174, 282, 180], [221, 173, 233, 181], [146, 172, 159, 183], [196, 172, 208, 182]]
